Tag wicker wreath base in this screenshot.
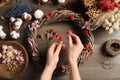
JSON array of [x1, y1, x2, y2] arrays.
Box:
[[27, 10, 94, 73]]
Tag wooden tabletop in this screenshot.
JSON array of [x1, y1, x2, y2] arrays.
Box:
[[0, 0, 120, 80]]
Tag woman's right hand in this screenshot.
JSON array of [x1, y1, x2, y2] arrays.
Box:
[[67, 33, 84, 65]]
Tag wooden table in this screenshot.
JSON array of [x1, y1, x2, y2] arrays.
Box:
[[0, 0, 120, 80]]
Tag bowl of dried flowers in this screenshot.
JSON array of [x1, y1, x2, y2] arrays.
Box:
[[0, 41, 28, 79]]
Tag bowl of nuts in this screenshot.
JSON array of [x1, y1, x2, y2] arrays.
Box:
[[0, 41, 28, 79]]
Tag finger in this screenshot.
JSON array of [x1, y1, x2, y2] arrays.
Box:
[[48, 42, 58, 53], [70, 33, 82, 44], [55, 41, 63, 55], [68, 35, 73, 46], [62, 44, 66, 50]]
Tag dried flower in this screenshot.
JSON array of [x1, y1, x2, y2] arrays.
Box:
[[70, 15, 75, 21], [34, 9, 44, 19], [84, 0, 96, 7], [45, 14, 50, 19], [50, 29, 55, 33], [84, 29, 89, 35], [58, 0, 66, 4], [48, 11, 55, 17], [96, 0, 119, 12], [66, 30, 72, 35], [49, 36, 55, 41], [59, 36, 64, 41], [85, 44, 89, 50], [39, 34, 44, 38]]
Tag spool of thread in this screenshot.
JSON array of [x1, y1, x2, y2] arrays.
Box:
[[102, 39, 120, 57]]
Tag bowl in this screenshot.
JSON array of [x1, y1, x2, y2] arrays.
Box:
[[0, 41, 28, 79]]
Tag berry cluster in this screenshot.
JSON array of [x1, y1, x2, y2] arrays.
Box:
[[96, 0, 120, 11], [39, 29, 72, 42]]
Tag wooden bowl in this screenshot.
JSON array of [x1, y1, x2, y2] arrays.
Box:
[[0, 41, 28, 79]]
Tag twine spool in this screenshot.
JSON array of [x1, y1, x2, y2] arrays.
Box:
[[105, 39, 120, 56]]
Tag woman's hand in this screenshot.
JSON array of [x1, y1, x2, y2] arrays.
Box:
[[46, 41, 63, 70], [67, 33, 84, 65], [40, 41, 63, 80]]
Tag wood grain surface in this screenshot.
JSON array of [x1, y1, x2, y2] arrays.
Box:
[[0, 0, 120, 80]]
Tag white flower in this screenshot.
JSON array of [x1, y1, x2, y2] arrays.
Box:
[[42, 0, 48, 3], [0, 53, 2, 58], [10, 31, 20, 39], [110, 17, 115, 22], [0, 31, 6, 39], [22, 12, 32, 21], [2, 45, 8, 51], [109, 28, 114, 34], [10, 17, 15, 23], [13, 18, 23, 30], [58, 0, 66, 3], [0, 25, 3, 30], [34, 10, 44, 19], [105, 27, 109, 30]]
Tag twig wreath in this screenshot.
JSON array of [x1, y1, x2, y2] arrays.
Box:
[[27, 10, 94, 73]]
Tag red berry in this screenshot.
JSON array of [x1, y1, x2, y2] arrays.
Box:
[[50, 36, 55, 41], [39, 34, 44, 38], [50, 29, 55, 33], [111, 0, 115, 2], [85, 44, 89, 50], [45, 14, 50, 19], [59, 36, 64, 41], [55, 32, 60, 38], [114, 3, 120, 8], [84, 29, 89, 35], [49, 11, 54, 17], [66, 30, 72, 35], [70, 15, 75, 20]]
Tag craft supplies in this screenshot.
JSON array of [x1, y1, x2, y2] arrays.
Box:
[[38, 29, 65, 42], [104, 39, 120, 56], [100, 39, 120, 70], [27, 10, 94, 74], [5, 1, 32, 18], [0, 44, 24, 71]]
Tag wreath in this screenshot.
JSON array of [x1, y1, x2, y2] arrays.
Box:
[[27, 10, 94, 73]]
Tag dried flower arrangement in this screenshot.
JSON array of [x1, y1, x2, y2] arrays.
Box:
[[62, 0, 120, 33], [0, 44, 24, 71], [27, 10, 94, 73], [0, 41, 28, 79], [0, 0, 17, 7]]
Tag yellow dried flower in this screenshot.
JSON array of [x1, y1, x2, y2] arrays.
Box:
[[86, 7, 103, 17], [83, 0, 96, 7]]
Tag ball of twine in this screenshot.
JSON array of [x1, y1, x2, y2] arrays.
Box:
[[105, 39, 120, 56]]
